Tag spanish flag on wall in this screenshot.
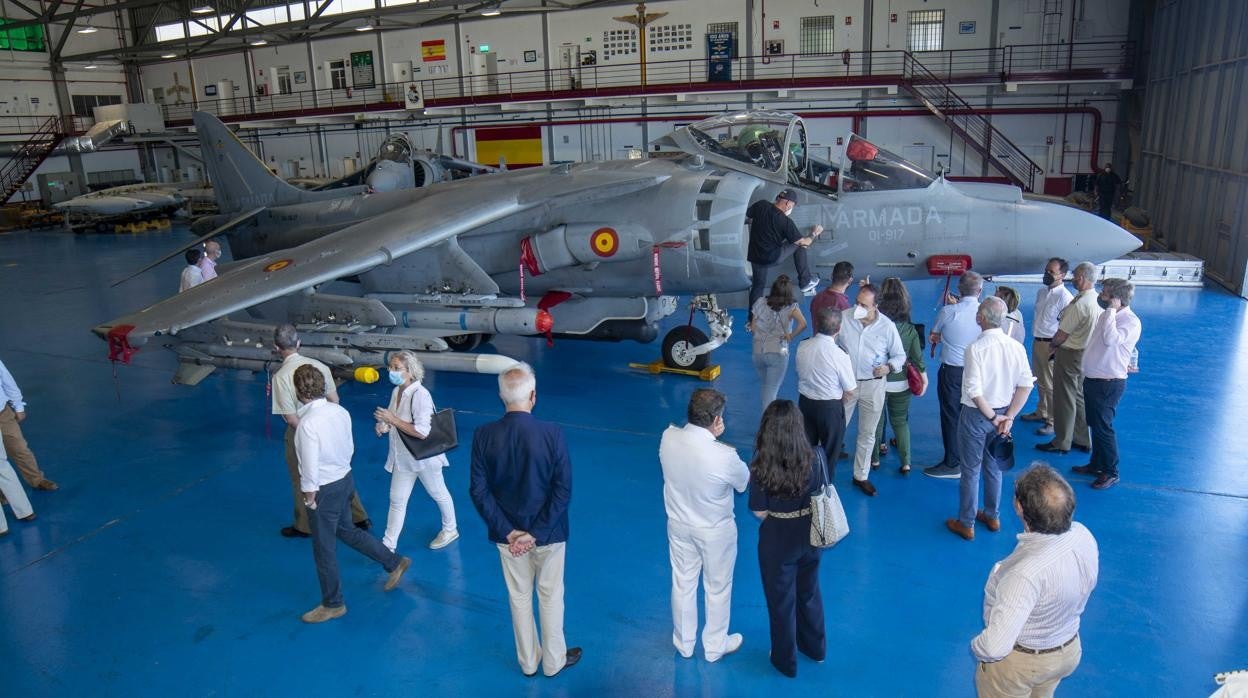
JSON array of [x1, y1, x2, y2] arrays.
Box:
[[474, 126, 544, 169], [421, 39, 446, 62]]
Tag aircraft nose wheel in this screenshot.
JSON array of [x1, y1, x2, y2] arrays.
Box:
[[445, 333, 492, 351], [661, 326, 710, 371]]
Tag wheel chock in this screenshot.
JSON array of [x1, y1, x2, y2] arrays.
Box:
[[628, 359, 720, 381]]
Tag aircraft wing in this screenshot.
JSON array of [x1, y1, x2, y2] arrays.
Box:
[[95, 166, 668, 354]]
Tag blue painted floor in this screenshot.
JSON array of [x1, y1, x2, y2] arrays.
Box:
[[1, 227, 1245, 696]]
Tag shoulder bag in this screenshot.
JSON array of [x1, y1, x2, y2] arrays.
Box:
[[809, 449, 850, 548], [400, 408, 458, 460]]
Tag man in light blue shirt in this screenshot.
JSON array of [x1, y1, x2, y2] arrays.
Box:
[[924, 272, 984, 480], [0, 357, 57, 491]]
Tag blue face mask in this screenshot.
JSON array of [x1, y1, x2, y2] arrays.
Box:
[[388, 370, 405, 386]]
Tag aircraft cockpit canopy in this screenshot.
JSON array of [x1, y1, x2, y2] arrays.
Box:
[[684, 112, 796, 174], [840, 135, 936, 192], [378, 133, 413, 164]]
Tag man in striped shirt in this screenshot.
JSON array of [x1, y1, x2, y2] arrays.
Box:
[[972, 464, 1099, 698]]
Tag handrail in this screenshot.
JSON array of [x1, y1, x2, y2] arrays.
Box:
[[157, 40, 1134, 126], [900, 52, 1044, 190], [0, 115, 68, 202]]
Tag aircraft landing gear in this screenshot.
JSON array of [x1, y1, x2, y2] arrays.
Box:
[[659, 294, 733, 371], [445, 333, 493, 351]]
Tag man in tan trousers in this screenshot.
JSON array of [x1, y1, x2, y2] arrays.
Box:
[[1036, 262, 1098, 456], [0, 356, 57, 491], [271, 325, 370, 538]]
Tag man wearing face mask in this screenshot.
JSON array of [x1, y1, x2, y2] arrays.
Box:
[[1037, 263, 1099, 456], [1071, 279, 1141, 490], [197, 239, 223, 281], [836, 285, 905, 496], [271, 324, 371, 538], [1020, 259, 1072, 435], [746, 189, 825, 321]]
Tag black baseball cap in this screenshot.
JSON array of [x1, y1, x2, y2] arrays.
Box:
[[776, 188, 798, 202]]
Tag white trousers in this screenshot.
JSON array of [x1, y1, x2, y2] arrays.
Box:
[[668, 519, 738, 660], [382, 468, 457, 552], [497, 542, 568, 676], [844, 377, 887, 481], [0, 454, 34, 535]]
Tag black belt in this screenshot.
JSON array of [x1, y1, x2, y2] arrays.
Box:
[[1014, 634, 1078, 655], [1033, 337, 1052, 342], [1085, 377, 1125, 382], [858, 376, 883, 381]]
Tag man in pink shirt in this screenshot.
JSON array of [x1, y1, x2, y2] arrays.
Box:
[[197, 239, 222, 281], [809, 261, 854, 329]]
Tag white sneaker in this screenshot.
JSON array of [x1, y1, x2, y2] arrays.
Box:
[[801, 278, 819, 296], [429, 529, 459, 549], [706, 633, 743, 662]]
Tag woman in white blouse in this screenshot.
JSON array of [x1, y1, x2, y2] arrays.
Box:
[[374, 350, 458, 551]]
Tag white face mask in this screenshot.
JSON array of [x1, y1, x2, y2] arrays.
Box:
[[853, 305, 869, 320]]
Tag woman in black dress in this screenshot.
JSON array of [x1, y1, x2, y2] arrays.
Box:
[[749, 400, 827, 678]]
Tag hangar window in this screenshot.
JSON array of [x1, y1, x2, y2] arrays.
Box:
[[907, 9, 945, 52], [799, 16, 836, 54], [0, 20, 45, 51], [155, 22, 187, 42], [706, 22, 738, 58], [71, 94, 122, 117]]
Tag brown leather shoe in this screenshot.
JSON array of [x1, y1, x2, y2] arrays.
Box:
[[384, 556, 411, 592], [975, 511, 1000, 532], [301, 604, 346, 623], [33, 479, 58, 491], [852, 478, 877, 496], [945, 518, 974, 541]]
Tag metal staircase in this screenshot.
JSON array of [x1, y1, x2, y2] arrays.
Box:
[[0, 116, 68, 202], [900, 52, 1044, 191]]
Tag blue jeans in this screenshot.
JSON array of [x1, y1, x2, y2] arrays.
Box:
[[309, 472, 401, 608], [937, 364, 965, 468], [957, 405, 1005, 528], [1084, 378, 1126, 477], [753, 351, 787, 409]]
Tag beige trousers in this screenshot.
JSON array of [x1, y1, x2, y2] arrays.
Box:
[[976, 636, 1082, 698], [0, 449, 34, 534], [1050, 348, 1090, 450], [1030, 339, 1055, 423], [284, 425, 368, 533], [0, 405, 47, 487], [844, 377, 886, 481], [497, 541, 568, 676]]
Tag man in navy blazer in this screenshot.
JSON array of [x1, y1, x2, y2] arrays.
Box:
[[470, 362, 582, 678]]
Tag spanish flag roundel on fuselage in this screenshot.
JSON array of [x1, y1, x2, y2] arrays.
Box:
[[591, 227, 619, 257]]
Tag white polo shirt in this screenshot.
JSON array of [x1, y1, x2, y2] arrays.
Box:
[[272, 353, 337, 416], [796, 334, 857, 400], [1032, 284, 1073, 339], [962, 328, 1035, 409], [659, 423, 749, 529]]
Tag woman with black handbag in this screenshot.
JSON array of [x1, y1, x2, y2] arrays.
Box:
[[749, 400, 827, 678], [374, 351, 459, 551]]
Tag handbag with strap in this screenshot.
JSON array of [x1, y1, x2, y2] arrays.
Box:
[[906, 361, 925, 396], [399, 408, 458, 459], [809, 449, 850, 548]]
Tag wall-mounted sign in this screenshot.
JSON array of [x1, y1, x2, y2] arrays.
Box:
[[421, 39, 446, 62], [524, 50, 537, 63], [707, 32, 733, 82], [293, 71, 306, 84], [960, 21, 976, 34], [405, 82, 423, 110], [350, 50, 374, 88], [204, 84, 217, 96], [765, 39, 784, 56]]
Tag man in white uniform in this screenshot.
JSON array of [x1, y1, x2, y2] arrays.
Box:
[[659, 388, 749, 662]]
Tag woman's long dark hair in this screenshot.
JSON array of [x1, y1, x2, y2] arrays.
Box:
[[766, 275, 796, 311], [877, 277, 912, 323], [750, 400, 814, 498]]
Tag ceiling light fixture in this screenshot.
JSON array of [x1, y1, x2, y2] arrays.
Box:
[[161, 53, 178, 59], [481, 3, 502, 16], [76, 25, 99, 34], [83, 63, 98, 70], [249, 39, 268, 46], [355, 21, 374, 31], [191, 5, 215, 14]]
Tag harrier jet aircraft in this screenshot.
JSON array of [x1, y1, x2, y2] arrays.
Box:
[[94, 111, 1138, 382]]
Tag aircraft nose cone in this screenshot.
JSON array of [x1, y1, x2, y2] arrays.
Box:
[[1024, 202, 1140, 267]]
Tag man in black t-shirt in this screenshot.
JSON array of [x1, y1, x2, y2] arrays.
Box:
[[747, 189, 824, 320], [1095, 164, 1121, 220]]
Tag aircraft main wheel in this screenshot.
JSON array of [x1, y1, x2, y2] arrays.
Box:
[[445, 333, 485, 352], [662, 326, 710, 371]]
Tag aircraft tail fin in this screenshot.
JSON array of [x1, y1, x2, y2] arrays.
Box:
[[194, 111, 352, 213]]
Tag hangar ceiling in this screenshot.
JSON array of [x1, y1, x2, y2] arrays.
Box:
[[1, 0, 648, 64]]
